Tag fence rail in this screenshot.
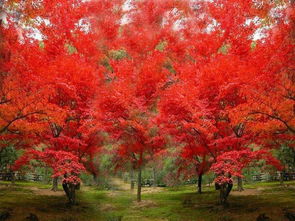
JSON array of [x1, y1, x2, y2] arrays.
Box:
[[0, 172, 43, 182], [252, 172, 295, 182]]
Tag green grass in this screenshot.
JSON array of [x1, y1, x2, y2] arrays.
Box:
[[244, 180, 295, 189], [1, 181, 295, 221], [0, 180, 51, 189]]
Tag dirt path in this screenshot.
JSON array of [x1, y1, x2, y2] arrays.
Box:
[[26, 186, 64, 196], [231, 185, 295, 196], [109, 177, 131, 191], [231, 188, 263, 196]]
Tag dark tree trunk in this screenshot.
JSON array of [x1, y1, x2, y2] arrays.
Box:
[[10, 170, 15, 185], [280, 171, 284, 185], [219, 185, 227, 205], [137, 167, 142, 202], [219, 182, 233, 205], [93, 174, 99, 186], [62, 182, 77, 205], [197, 173, 203, 194], [130, 168, 135, 190], [51, 177, 58, 191], [237, 177, 244, 192], [152, 167, 157, 187]]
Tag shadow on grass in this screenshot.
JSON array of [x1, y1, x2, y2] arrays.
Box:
[[0, 185, 106, 221]]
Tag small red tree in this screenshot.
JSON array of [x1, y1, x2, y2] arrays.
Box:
[[14, 149, 85, 204], [211, 149, 282, 204]]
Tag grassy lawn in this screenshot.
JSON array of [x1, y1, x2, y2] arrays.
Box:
[[1, 181, 295, 221]]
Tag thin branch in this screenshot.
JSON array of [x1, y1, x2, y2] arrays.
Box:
[[249, 111, 295, 134], [0, 99, 11, 105], [0, 111, 46, 134], [192, 128, 217, 161]]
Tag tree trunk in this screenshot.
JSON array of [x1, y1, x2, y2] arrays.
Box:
[[10, 170, 15, 185], [219, 182, 233, 206], [130, 168, 135, 190], [237, 177, 244, 192], [62, 182, 77, 205], [137, 167, 142, 202], [52, 177, 58, 191], [197, 173, 203, 194], [70, 184, 76, 204], [93, 174, 99, 186], [280, 171, 284, 185], [152, 167, 157, 187], [219, 184, 227, 205]]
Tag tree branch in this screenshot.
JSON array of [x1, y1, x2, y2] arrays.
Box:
[[0, 111, 46, 134], [249, 111, 295, 134], [0, 99, 11, 105]]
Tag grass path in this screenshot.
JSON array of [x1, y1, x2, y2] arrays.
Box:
[[109, 177, 131, 191]]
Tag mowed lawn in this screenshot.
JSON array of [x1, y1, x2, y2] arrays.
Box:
[[1, 181, 295, 221]]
